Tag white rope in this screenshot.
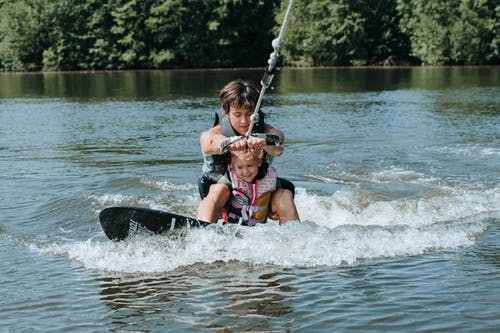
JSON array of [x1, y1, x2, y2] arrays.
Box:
[[246, 0, 295, 137], [269, 0, 295, 71]]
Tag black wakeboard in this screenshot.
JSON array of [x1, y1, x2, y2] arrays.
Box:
[[99, 206, 210, 241]]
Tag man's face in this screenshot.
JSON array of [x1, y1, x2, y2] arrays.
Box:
[[227, 105, 253, 135]]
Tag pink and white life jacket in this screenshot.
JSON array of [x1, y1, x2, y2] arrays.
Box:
[[223, 165, 277, 226]]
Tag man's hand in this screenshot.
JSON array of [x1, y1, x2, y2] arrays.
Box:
[[227, 137, 248, 151], [219, 134, 282, 156], [246, 135, 267, 151]]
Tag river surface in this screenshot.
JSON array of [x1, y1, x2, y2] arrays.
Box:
[[1, 67, 499, 332]]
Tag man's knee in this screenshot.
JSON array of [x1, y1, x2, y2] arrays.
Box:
[[271, 188, 294, 210], [207, 183, 230, 206], [198, 173, 224, 199], [270, 188, 299, 224]]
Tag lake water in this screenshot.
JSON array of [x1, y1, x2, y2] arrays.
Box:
[[0, 67, 498, 332]]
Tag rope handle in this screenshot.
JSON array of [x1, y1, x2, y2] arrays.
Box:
[[251, 133, 282, 146], [220, 134, 282, 153], [220, 136, 244, 153]]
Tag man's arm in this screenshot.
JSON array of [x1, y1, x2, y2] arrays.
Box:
[[200, 125, 248, 155], [200, 126, 226, 155]]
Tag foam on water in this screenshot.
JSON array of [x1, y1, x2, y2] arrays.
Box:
[[30, 216, 487, 274], [140, 177, 198, 191], [370, 168, 437, 184], [431, 144, 500, 158], [31, 178, 497, 274], [86, 193, 154, 214], [300, 187, 498, 228]]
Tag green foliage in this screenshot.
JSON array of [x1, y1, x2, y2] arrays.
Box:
[[0, 0, 498, 71], [397, 0, 498, 65], [202, 0, 278, 68], [145, 0, 278, 68], [399, 0, 457, 64], [146, 0, 187, 68], [283, 0, 365, 66], [491, 5, 500, 62], [46, 0, 96, 70], [450, 0, 489, 65], [0, 0, 54, 70], [282, 0, 410, 66], [357, 0, 411, 64], [109, 0, 152, 69]]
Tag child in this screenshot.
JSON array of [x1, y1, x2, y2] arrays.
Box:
[[218, 149, 277, 226]]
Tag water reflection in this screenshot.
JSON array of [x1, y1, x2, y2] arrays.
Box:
[[0, 70, 262, 100], [1, 67, 498, 100], [98, 262, 295, 331]]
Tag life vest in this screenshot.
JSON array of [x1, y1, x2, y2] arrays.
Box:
[[202, 109, 266, 175], [222, 164, 277, 226]]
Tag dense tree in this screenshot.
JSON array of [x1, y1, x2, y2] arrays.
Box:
[[146, 0, 278, 68], [0, 0, 54, 70], [450, 0, 487, 65], [397, 0, 458, 65], [145, 0, 187, 68], [355, 0, 411, 65], [109, 0, 153, 69], [42, 0, 97, 70], [450, 0, 500, 65], [492, 5, 500, 63], [282, 0, 411, 66], [201, 0, 278, 67], [397, 0, 499, 65], [282, 0, 366, 66], [0, 0, 498, 71], [85, 0, 122, 70]]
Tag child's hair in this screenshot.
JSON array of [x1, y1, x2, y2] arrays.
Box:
[[219, 79, 259, 114], [231, 148, 263, 163]]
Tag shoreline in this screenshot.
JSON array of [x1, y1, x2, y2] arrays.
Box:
[[1, 64, 499, 75]]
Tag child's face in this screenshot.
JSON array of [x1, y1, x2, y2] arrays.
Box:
[[227, 105, 253, 135], [231, 156, 261, 182]]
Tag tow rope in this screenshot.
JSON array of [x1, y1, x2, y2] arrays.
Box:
[[219, 0, 295, 154], [245, 0, 295, 137]]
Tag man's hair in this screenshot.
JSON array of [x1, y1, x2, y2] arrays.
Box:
[[219, 79, 259, 114]]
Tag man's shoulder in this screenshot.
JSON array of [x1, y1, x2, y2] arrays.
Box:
[[202, 124, 222, 136]]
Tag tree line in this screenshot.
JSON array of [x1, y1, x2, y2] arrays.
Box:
[[0, 0, 498, 71]]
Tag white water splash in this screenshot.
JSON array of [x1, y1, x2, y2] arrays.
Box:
[[30, 217, 486, 274], [140, 177, 198, 191], [296, 185, 498, 228], [32, 184, 497, 274], [430, 144, 500, 158]]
